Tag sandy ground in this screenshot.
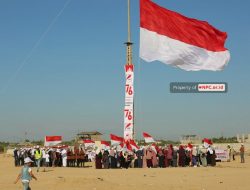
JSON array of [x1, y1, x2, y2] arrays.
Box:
[[1, 154, 250, 190]]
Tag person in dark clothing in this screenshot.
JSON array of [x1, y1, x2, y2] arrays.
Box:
[[211, 149, 216, 166], [178, 146, 186, 167], [124, 153, 132, 169], [206, 148, 212, 166], [136, 149, 143, 168], [95, 151, 102, 169], [158, 149, 165, 168], [109, 148, 116, 168], [14, 148, 19, 166], [102, 151, 109, 169]]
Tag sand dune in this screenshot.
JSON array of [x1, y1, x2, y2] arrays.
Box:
[[1, 154, 249, 190]]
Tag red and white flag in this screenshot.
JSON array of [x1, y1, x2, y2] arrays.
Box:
[[203, 138, 213, 148], [143, 132, 155, 143], [83, 140, 95, 148], [101, 141, 110, 150], [140, 0, 230, 71], [44, 136, 62, 147], [129, 140, 139, 151], [110, 134, 124, 146]]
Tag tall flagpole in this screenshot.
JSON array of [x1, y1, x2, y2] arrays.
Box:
[[126, 0, 133, 65], [124, 0, 135, 141]]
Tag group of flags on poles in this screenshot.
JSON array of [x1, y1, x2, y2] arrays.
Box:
[[44, 133, 213, 154]]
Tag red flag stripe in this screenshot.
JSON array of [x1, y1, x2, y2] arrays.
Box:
[[142, 132, 152, 138], [140, 0, 228, 52], [83, 140, 95, 143], [101, 141, 110, 146], [45, 136, 62, 141], [110, 134, 124, 142]]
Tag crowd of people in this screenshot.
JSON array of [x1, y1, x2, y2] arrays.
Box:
[[13, 145, 89, 171], [12, 143, 246, 190], [13, 143, 245, 170], [94, 144, 217, 169]]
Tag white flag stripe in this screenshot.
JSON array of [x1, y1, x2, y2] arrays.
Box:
[[140, 28, 230, 71], [44, 140, 62, 147]]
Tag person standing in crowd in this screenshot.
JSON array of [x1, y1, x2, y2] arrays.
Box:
[[109, 148, 116, 168], [95, 150, 102, 169], [178, 145, 186, 167], [142, 147, 147, 168], [13, 148, 19, 166], [42, 148, 47, 168], [123, 151, 132, 169], [166, 144, 173, 167], [227, 144, 232, 162], [192, 146, 198, 167], [158, 148, 165, 168], [172, 146, 178, 167], [14, 157, 37, 190], [211, 148, 216, 167], [145, 147, 153, 168], [102, 150, 110, 169], [34, 146, 42, 172], [206, 146, 213, 166], [232, 147, 236, 161], [43, 150, 50, 172], [136, 148, 144, 168], [51, 149, 57, 167], [200, 146, 207, 167], [240, 144, 245, 163], [152, 148, 158, 168], [61, 148, 67, 167]]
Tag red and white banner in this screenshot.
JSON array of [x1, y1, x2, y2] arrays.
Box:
[[44, 136, 62, 147], [140, 0, 230, 71], [83, 140, 95, 148], [124, 64, 134, 140], [101, 141, 110, 150], [143, 132, 155, 143], [110, 134, 124, 146]]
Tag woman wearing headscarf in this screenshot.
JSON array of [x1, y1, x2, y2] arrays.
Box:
[[95, 150, 102, 169], [158, 148, 165, 168], [152, 149, 158, 168], [178, 145, 186, 167], [102, 150, 109, 169], [166, 144, 173, 167], [145, 147, 153, 168], [142, 147, 147, 168]]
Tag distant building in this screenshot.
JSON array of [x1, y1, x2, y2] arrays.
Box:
[[76, 131, 102, 142], [237, 133, 250, 143], [180, 135, 201, 145]]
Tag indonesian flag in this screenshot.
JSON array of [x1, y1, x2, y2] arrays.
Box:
[[203, 138, 213, 148], [110, 134, 124, 146], [143, 132, 155, 143], [44, 136, 62, 147], [129, 140, 139, 151], [140, 0, 230, 71], [83, 140, 95, 148], [123, 141, 133, 152], [101, 141, 110, 150]]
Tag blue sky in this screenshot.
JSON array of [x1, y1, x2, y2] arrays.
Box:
[[0, 0, 249, 142]]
